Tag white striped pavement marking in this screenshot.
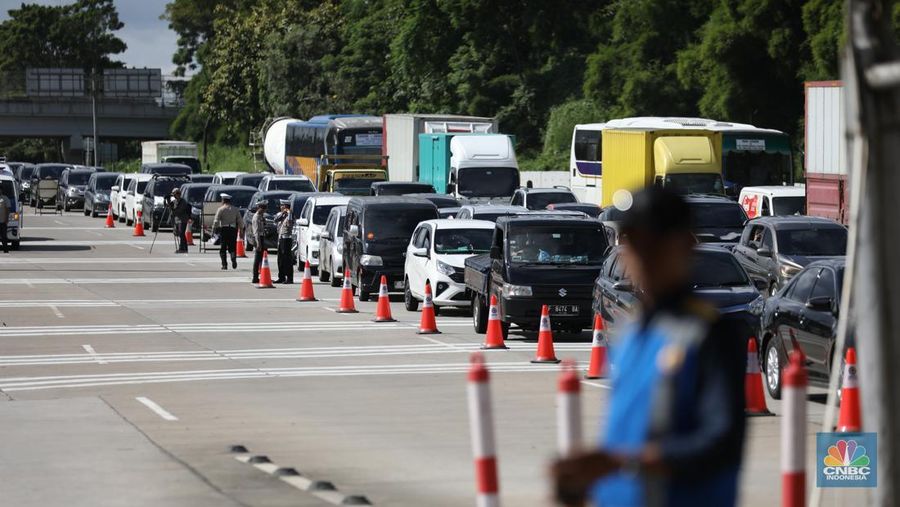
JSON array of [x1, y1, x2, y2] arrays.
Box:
[[16, 240, 177, 246], [135, 396, 178, 421], [81, 344, 107, 365]]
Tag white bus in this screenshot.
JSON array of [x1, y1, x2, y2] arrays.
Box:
[[569, 123, 604, 204]]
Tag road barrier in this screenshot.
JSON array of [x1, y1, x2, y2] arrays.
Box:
[[585, 314, 607, 379], [373, 275, 396, 322], [838, 347, 861, 432], [557, 359, 582, 456], [745, 338, 771, 415], [297, 261, 317, 302], [416, 282, 440, 334], [467, 353, 500, 507], [782, 350, 807, 507], [481, 295, 507, 350], [531, 305, 560, 364]]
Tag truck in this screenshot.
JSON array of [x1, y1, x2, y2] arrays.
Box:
[[418, 133, 520, 202], [316, 154, 388, 195], [141, 141, 201, 173], [382, 114, 498, 181], [464, 215, 609, 338], [805, 81, 848, 224], [600, 125, 723, 207], [262, 117, 303, 175]]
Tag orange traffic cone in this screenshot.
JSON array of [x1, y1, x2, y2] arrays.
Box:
[[745, 337, 771, 415], [372, 275, 396, 322], [185, 220, 195, 246], [256, 251, 275, 288], [236, 236, 247, 258], [481, 294, 508, 349], [336, 268, 358, 313], [585, 314, 608, 378], [133, 210, 145, 237], [837, 347, 861, 432], [532, 305, 560, 364], [296, 260, 317, 301], [104, 203, 115, 228], [417, 282, 440, 334]]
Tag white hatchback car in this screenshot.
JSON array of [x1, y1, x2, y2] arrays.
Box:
[[318, 205, 347, 286], [124, 174, 153, 226], [111, 173, 136, 222], [259, 174, 317, 193], [297, 195, 351, 273], [404, 219, 495, 311]]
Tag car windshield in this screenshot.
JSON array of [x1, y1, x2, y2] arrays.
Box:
[[776, 227, 847, 256], [376, 184, 433, 196], [38, 166, 67, 179], [434, 229, 493, 254], [772, 196, 805, 216], [225, 190, 256, 208], [94, 174, 117, 191], [508, 225, 608, 265], [526, 192, 577, 210], [220, 177, 236, 185], [122, 177, 135, 191], [19, 166, 34, 179], [313, 204, 340, 225], [235, 175, 265, 187], [665, 173, 725, 195], [335, 178, 382, 194], [151, 179, 187, 197], [183, 186, 209, 203], [365, 208, 436, 241], [271, 179, 315, 192], [457, 167, 518, 198], [691, 203, 747, 228], [68, 172, 91, 185], [689, 252, 750, 288]]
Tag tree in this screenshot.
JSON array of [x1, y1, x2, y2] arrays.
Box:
[[163, 0, 251, 76], [801, 0, 844, 81]]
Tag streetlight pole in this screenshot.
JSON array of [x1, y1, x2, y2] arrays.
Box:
[[90, 68, 98, 166]]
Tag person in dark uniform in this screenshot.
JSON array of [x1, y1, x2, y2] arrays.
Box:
[[213, 193, 242, 270], [274, 199, 294, 284], [0, 187, 9, 253], [250, 201, 267, 284], [166, 188, 192, 253], [551, 187, 746, 507]]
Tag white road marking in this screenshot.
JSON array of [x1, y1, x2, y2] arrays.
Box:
[[135, 396, 179, 421], [581, 380, 611, 390], [81, 344, 107, 364], [418, 335, 472, 351], [0, 257, 223, 264], [17, 240, 176, 246], [48, 305, 64, 318], [129, 245, 144, 250]]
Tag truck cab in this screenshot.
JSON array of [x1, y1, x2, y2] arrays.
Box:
[[465, 215, 609, 338], [419, 134, 520, 203]]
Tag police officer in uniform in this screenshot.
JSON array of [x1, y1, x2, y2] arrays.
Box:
[[166, 188, 191, 253], [250, 201, 267, 284], [551, 187, 745, 507], [274, 199, 294, 284], [212, 193, 243, 270]]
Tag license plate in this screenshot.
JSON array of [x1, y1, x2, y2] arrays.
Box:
[[549, 305, 579, 316], [393, 281, 404, 290]]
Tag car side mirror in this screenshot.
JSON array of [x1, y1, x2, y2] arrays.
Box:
[[111, 185, 119, 192], [806, 296, 834, 311], [320, 231, 332, 240], [613, 280, 634, 292], [349, 225, 359, 238], [298, 218, 309, 226], [447, 183, 456, 194], [753, 279, 769, 291], [489, 246, 501, 259], [412, 247, 429, 258], [756, 247, 773, 257]]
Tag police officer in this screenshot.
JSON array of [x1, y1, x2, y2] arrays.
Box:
[[166, 188, 191, 253], [250, 201, 267, 284], [212, 193, 242, 270], [551, 187, 745, 507], [273, 199, 294, 284], [0, 187, 10, 253]]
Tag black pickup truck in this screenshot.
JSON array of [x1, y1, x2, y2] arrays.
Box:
[[465, 215, 610, 338]]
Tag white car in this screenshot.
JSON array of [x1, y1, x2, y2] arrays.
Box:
[[259, 174, 316, 193], [111, 173, 136, 222], [211, 171, 246, 185], [0, 174, 22, 249], [404, 219, 495, 311], [318, 205, 347, 286], [297, 195, 351, 273], [739, 185, 806, 219], [124, 174, 153, 226]]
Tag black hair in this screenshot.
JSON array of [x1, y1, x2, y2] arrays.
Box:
[[619, 186, 692, 236]]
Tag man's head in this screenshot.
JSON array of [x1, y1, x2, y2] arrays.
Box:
[[280, 199, 290, 211], [221, 193, 232, 204], [257, 201, 267, 212], [618, 187, 694, 300], [172, 188, 181, 198]]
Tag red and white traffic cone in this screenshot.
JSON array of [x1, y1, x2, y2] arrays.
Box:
[[104, 203, 115, 228], [467, 353, 500, 507], [782, 350, 807, 507], [585, 314, 608, 379], [296, 260, 317, 302], [185, 220, 195, 246], [557, 359, 582, 456], [336, 268, 358, 313], [133, 210, 145, 237], [417, 282, 440, 334], [745, 338, 771, 415], [256, 251, 275, 288], [532, 305, 560, 364], [481, 295, 508, 350], [372, 275, 396, 322], [236, 236, 247, 258], [837, 347, 862, 432]]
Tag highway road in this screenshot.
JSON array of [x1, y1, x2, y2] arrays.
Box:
[[0, 211, 856, 506]]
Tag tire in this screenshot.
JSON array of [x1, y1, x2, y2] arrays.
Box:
[[472, 293, 487, 334], [330, 265, 341, 287], [126, 214, 133, 226], [432, 304, 441, 316], [500, 321, 510, 340], [764, 338, 782, 399], [319, 265, 330, 283], [90, 202, 98, 218], [404, 278, 419, 312], [83, 205, 89, 216], [357, 270, 370, 302]]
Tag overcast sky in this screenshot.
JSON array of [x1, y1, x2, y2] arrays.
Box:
[[0, 0, 178, 74]]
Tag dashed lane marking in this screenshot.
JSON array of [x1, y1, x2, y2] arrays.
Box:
[[135, 396, 179, 421], [81, 344, 107, 365]]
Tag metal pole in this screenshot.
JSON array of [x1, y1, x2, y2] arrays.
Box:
[[91, 69, 98, 167]]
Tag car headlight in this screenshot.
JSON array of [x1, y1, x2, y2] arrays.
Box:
[[502, 283, 532, 297], [360, 254, 383, 266], [436, 259, 455, 276]]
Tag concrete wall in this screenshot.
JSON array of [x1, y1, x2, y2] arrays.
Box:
[[519, 171, 569, 188]]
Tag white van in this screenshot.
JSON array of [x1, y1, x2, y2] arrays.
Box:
[[297, 195, 352, 272], [0, 174, 22, 249], [738, 185, 806, 219]]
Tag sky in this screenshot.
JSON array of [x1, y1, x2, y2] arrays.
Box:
[[0, 0, 179, 74]]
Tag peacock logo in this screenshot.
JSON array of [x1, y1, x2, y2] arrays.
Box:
[[823, 439, 870, 468], [817, 433, 877, 488]]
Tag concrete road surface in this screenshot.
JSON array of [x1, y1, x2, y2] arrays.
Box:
[[0, 211, 860, 506]]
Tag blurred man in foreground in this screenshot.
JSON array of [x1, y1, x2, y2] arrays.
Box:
[[551, 187, 746, 507]]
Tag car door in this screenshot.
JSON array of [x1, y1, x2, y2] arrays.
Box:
[[800, 267, 838, 380], [605, 253, 638, 333], [759, 226, 780, 285], [57, 172, 67, 204], [734, 224, 763, 280], [321, 211, 335, 268], [298, 200, 314, 261], [406, 225, 426, 297], [776, 267, 820, 360]]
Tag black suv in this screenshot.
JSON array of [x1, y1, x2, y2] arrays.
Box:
[[179, 182, 213, 233], [733, 216, 847, 296], [141, 175, 191, 229], [84, 172, 120, 217], [57, 168, 96, 211], [344, 197, 439, 300], [685, 194, 748, 244], [243, 190, 299, 251]]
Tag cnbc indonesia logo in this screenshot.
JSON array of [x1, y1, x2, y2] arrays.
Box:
[[818, 436, 876, 487]]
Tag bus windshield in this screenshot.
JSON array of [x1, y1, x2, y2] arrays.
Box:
[[457, 167, 519, 198], [724, 152, 792, 189]]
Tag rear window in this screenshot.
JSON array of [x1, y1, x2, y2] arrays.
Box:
[[270, 179, 315, 192], [150, 179, 188, 197], [375, 183, 434, 196], [183, 186, 209, 203], [364, 208, 437, 240], [525, 192, 577, 210], [689, 251, 749, 288], [38, 166, 67, 179]]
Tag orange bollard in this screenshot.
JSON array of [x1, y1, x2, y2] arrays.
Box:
[[416, 282, 440, 334], [372, 275, 396, 322], [481, 295, 508, 349], [837, 347, 862, 432], [531, 305, 560, 364]]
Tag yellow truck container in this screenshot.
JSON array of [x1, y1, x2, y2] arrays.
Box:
[[601, 129, 723, 206]]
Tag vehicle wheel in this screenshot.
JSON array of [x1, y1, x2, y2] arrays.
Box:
[[472, 293, 488, 334], [330, 265, 341, 287], [764, 338, 782, 399], [90, 203, 98, 218], [432, 304, 441, 316], [319, 265, 330, 283], [11, 240, 20, 250], [404, 278, 419, 312], [357, 271, 370, 302], [83, 205, 89, 216], [126, 215, 133, 226]]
